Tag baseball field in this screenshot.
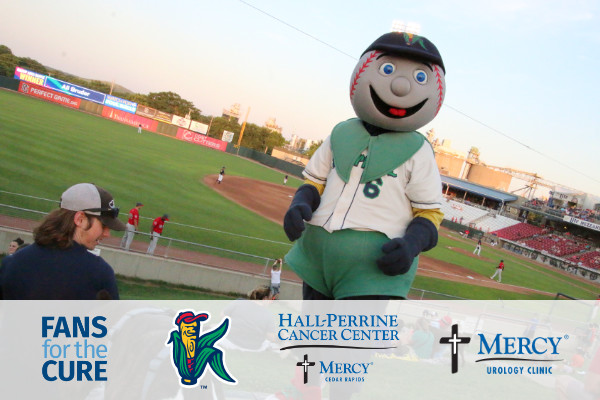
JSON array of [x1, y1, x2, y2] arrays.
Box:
[[1, 89, 599, 300]]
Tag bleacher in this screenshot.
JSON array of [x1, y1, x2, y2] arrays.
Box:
[[523, 234, 588, 257], [441, 200, 488, 225], [491, 222, 545, 241], [470, 214, 520, 233], [567, 251, 600, 270]]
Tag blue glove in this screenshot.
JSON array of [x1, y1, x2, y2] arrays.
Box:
[[376, 217, 438, 276], [283, 184, 321, 241]]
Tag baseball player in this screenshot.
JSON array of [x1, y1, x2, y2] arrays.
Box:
[[217, 167, 225, 184], [284, 32, 445, 299], [138, 124, 142, 134], [473, 238, 482, 256], [147, 214, 169, 255], [491, 260, 504, 282], [120, 202, 143, 251]]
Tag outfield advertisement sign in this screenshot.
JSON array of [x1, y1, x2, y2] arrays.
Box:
[[0, 300, 593, 399], [104, 95, 137, 114], [136, 105, 158, 119], [102, 106, 158, 131], [222, 130, 235, 142], [176, 128, 227, 151], [172, 114, 191, 129], [18, 81, 81, 109], [155, 110, 173, 123], [14, 66, 46, 86], [44, 76, 107, 104], [189, 120, 209, 134]]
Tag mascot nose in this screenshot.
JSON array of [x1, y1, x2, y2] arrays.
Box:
[[390, 76, 411, 97]]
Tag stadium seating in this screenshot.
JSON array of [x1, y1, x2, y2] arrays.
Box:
[[441, 200, 488, 225], [491, 222, 545, 241], [567, 251, 600, 270], [523, 234, 587, 257]]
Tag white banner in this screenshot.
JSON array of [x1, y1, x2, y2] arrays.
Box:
[[189, 121, 209, 134], [563, 215, 600, 232], [0, 300, 596, 399], [171, 114, 191, 129], [222, 130, 235, 143]]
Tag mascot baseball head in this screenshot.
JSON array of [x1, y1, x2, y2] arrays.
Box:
[[349, 32, 445, 132]]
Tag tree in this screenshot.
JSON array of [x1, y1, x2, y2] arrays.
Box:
[[146, 91, 201, 117], [0, 53, 18, 77], [305, 140, 323, 158], [207, 116, 240, 140], [0, 45, 13, 56], [16, 57, 48, 75]]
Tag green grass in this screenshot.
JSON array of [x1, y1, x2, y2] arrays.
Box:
[[2, 89, 599, 300], [0, 89, 294, 260]]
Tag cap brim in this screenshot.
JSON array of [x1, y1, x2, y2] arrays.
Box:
[[101, 216, 127, 231]]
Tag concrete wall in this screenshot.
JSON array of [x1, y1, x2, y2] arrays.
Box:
[[0, 227, 302, 299], [435, 153, 464, 177], [467, 165, 512, 192]]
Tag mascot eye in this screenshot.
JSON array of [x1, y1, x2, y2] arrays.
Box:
[[413, 70, 428, 84], [379, 63, 395, 76]]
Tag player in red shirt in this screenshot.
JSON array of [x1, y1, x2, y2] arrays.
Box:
[[120, 202, 143, 251], [490, 260, 504, 282], [147, 214, 169, 255]]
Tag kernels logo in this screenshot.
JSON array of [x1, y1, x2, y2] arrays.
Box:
[[166, 310, 237, 388]]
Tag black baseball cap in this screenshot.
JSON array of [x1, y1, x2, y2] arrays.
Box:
[[362, 32, 445, 73], [60, 183, 126, 231]]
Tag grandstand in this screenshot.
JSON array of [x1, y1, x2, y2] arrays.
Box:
[[567, 251, 600, 270], [492, 222, 546, 241]]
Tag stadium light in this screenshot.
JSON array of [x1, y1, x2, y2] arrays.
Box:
[[391, 20, 421, 34]]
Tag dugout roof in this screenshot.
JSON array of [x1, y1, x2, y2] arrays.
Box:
[[441, 175, 518, 203]]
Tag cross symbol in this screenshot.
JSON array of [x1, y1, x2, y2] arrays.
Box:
[[439, 324, 471, 373], [296, 354, 316, 384]]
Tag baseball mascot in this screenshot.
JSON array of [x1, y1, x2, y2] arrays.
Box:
[[284, 32, 446, 299]]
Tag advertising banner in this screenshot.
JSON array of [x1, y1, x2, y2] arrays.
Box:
[[136, 105, 157, 119], [172, 114, 191, 129], [189, 120, 209, 134], [563, 216, 600, 232], [176, 128, 227, 151], [155, 110, 172, 123], [222, 130, 235, 143], [0, 300, 595, 399], [14, 66, 46, 86], [44, 76, 107, 104], [18, 81, 81, 109], [104, 95, 137, 114], [102, 106, 158, 131]]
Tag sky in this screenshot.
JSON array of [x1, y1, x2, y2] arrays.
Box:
[[1, 0, 599, 197]]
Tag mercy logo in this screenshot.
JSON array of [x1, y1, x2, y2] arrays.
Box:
[[439, 324, 471, 373], [166, 310, 236, 388], [297, 354, 316, 384]]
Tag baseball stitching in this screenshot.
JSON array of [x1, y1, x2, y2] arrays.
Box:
[[434, 65, 444, 116], [350, 51, 380, 99]]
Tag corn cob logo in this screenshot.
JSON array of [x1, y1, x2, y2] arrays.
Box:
[[167, 311, 236, 386]]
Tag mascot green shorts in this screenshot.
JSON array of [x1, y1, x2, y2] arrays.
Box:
[[285, 224, 418, 299]]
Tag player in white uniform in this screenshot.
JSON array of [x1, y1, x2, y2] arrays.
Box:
[[284, 32, 446, 299]]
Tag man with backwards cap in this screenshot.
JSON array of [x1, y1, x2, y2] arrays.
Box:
[[0, 183, 126, 299], [120, 201, 144, 251], [147, 214, 169, 256]]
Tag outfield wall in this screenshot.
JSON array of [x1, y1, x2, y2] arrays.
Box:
[[0, 227, 302, 299]]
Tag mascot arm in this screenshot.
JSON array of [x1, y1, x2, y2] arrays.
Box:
[[304, 179, 325, 195], [283, 183, 321, 241], [412, 207, 443, 229], [376, 216, 439, 276]]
